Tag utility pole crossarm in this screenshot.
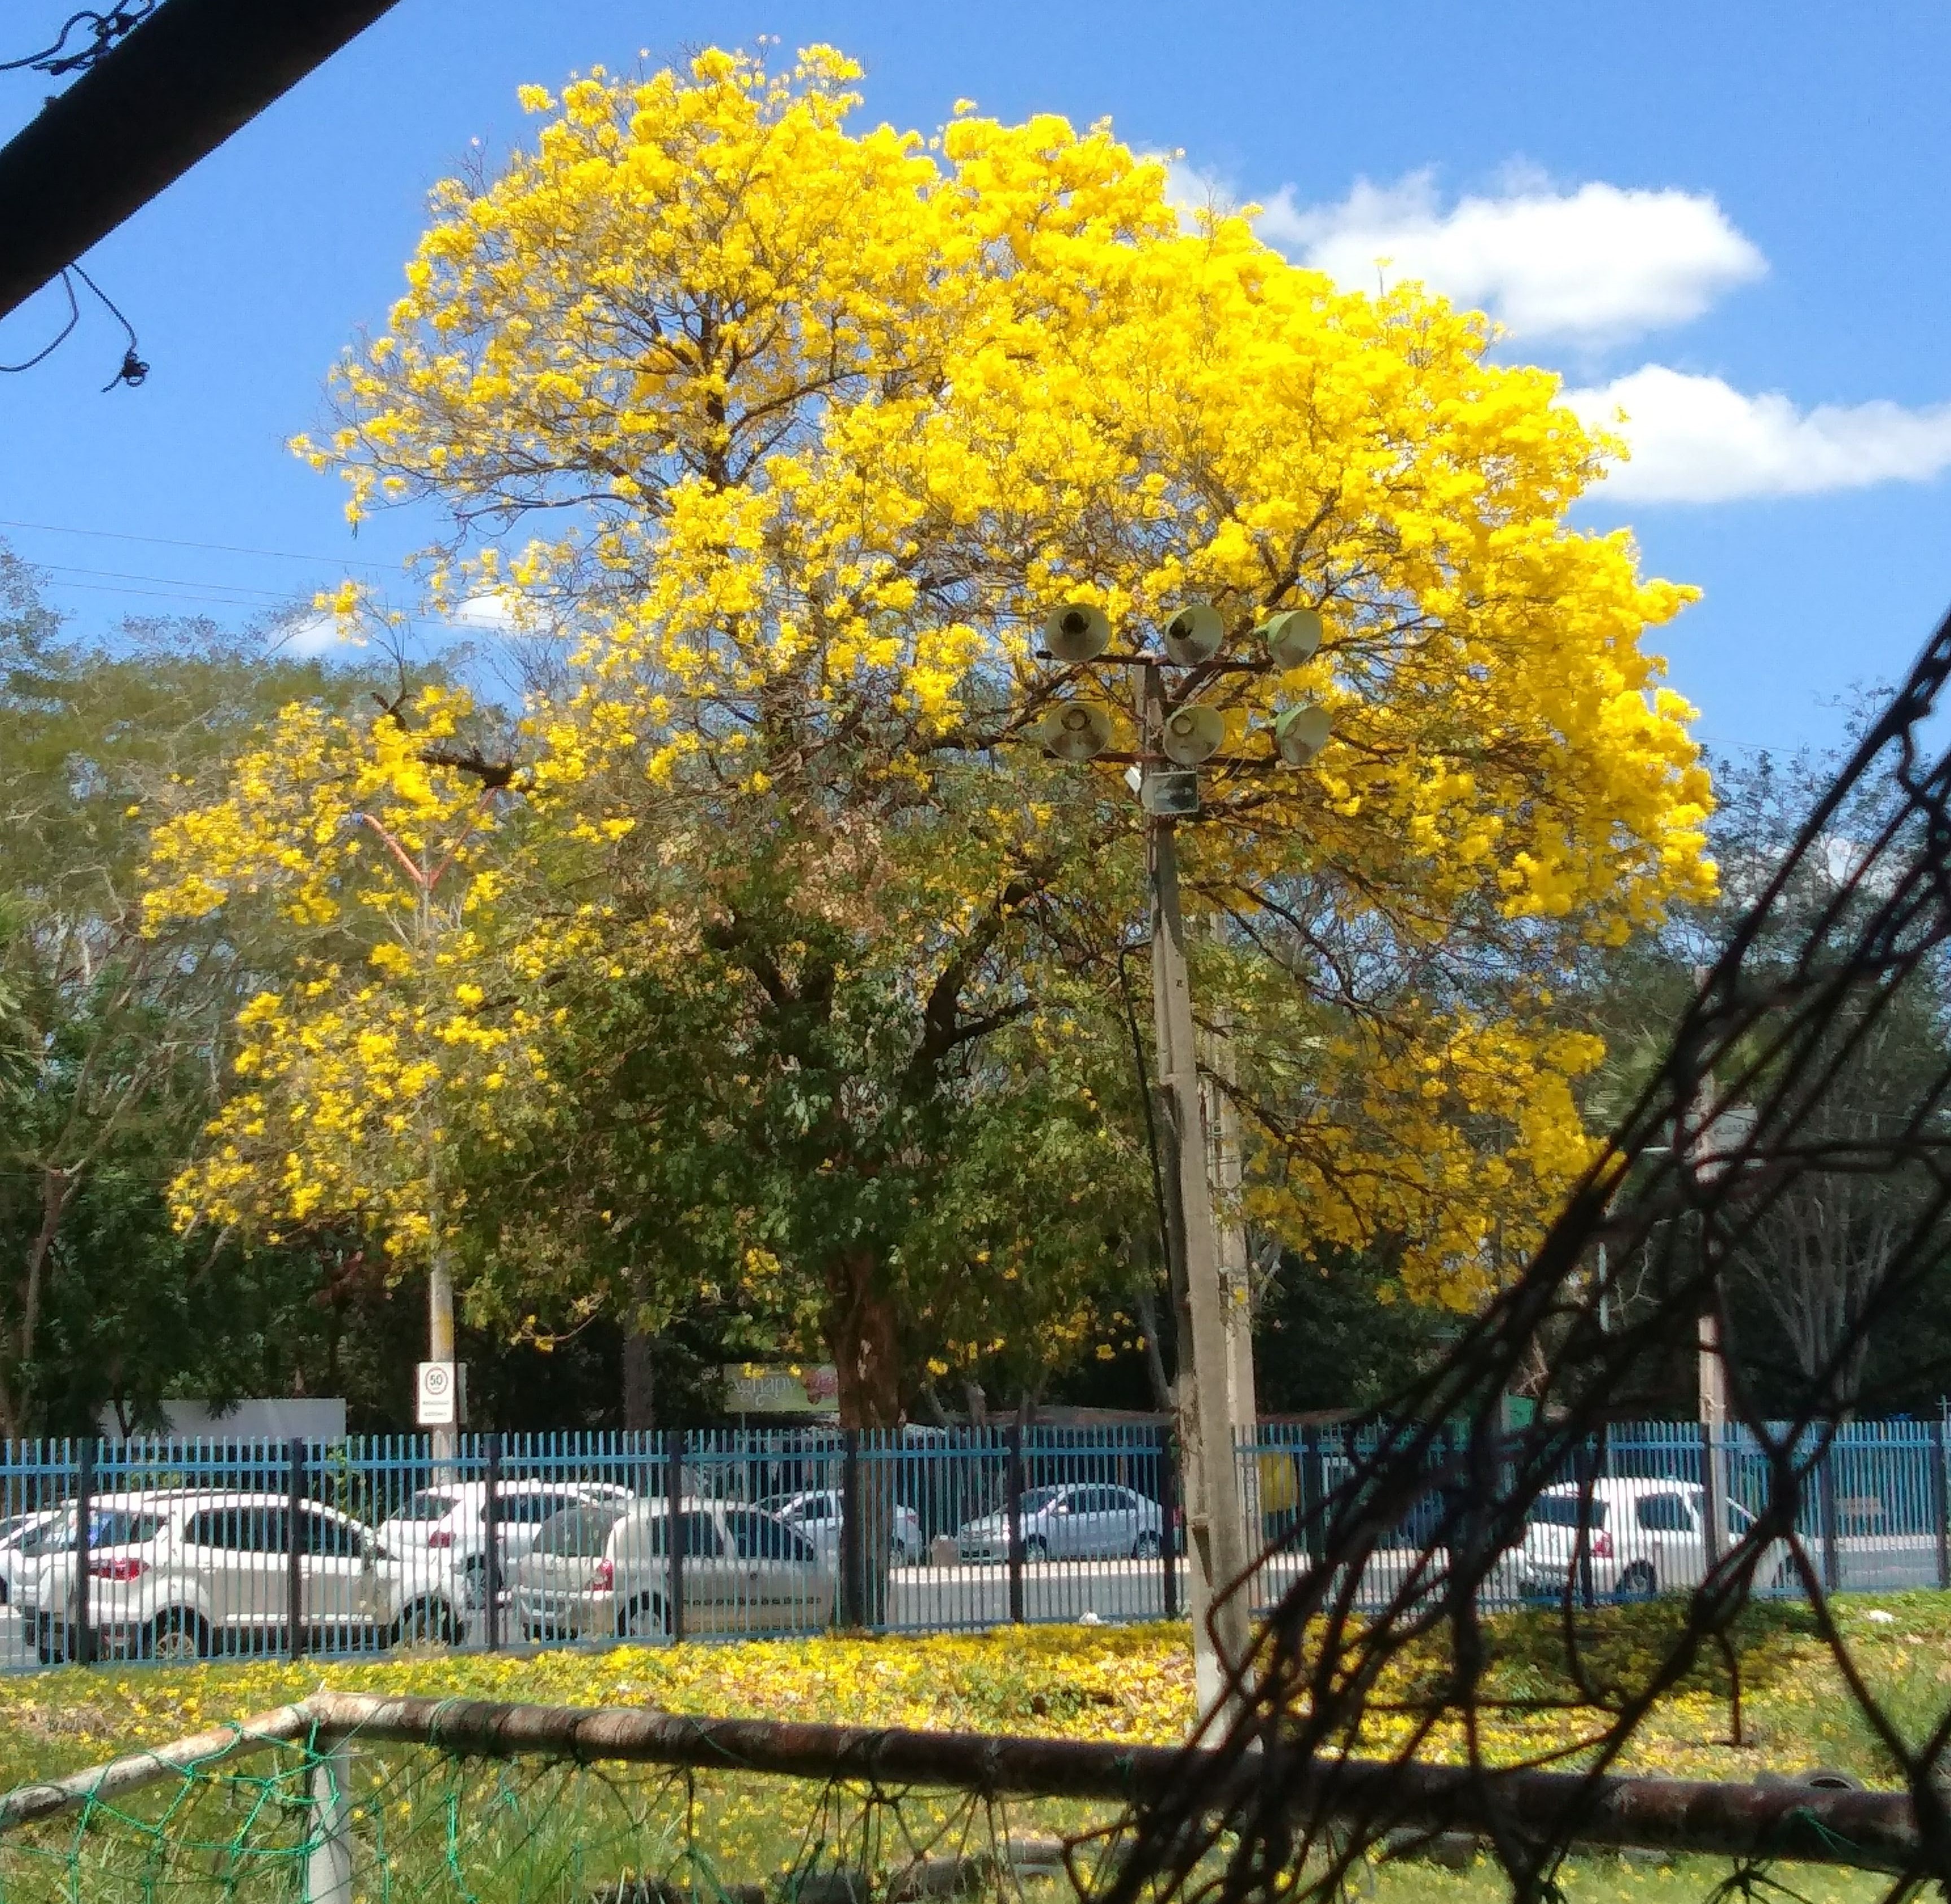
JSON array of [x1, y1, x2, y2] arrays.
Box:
[[0, 0, 403, 323]]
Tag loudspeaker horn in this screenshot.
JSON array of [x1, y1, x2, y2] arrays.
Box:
[[1259, 606, 1323, 669], [1038, 699, 1114, 762], [1161, 602, 1224, 666], [1041, 602, 1112, 663], [1273, 703, 1332, 766], [1160, 700, 1224, 766]]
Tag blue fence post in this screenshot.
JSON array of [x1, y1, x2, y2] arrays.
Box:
[[1159, 1425, 1179, 1618], [1818, 1435, 1842, 1595], [1573, 1433, 1598, 1610], [286, 1435, 305, 1660], [1005, 1422, 1026, 1625], [483, 1433, 501, 1652], [839, 1429, 864, 1630], [1932, 1416, 1950, 1592], [665, 1429, 685, 1642], [72, 1437, 95, 1666], [1301, 1426, 1324, 1566]]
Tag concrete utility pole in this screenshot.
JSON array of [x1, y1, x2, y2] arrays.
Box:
[[1031, 599, 1329, 1724], [1140, 673, 1253, 1722], [1198, 981, 1260, 1539]]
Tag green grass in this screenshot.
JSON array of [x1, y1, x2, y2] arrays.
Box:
[[0, 1598, 1946, 1899]]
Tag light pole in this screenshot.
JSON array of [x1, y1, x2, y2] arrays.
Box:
[[1030, 601, 1331, 1719], [349, 806, 492, 1469]]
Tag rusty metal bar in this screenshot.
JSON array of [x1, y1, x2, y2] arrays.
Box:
[[298, 1692, 1924, 1872], [0, 1686, 1930, 1875]]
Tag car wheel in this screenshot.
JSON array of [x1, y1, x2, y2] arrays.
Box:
[[1134, 1530, 1161, 1560], [1615, 1561, 1657, 1602], [146, 1610, 207, 1663], [1023, 1536, 1049, 1563], [617, 1595, 670, 1641], [392, 1599, 457, 1648]]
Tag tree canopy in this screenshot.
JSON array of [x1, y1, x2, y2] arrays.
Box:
[[148, 47, 1716, 1426]]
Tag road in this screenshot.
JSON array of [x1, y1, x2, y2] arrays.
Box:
[[1, 1537, 1942, 1667]]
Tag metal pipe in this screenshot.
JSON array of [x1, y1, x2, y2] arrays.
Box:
[[0, 1687, 1930, 1876]]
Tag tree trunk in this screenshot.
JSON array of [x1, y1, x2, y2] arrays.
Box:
[[622, 1266, 656, 1432], [824, 1249, 901, 1627], [824, 1249, 903, 1430]]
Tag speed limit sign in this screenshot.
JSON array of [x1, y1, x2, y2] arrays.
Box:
[[416, 1360, 465, 1427]]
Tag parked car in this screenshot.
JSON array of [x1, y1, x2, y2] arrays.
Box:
[[754, 1490, 925, 1566], [378, 1478, 634, 1604], [512, 1497, 833, 1642], [956, 1484, 1163, 1563], [1513, 1478, 1787, 1601], [0, 1507, 95, 1607], [28, 1489, 465, 1661]]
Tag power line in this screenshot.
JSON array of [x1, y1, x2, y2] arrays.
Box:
[[41, 562, 310, 602], [0, 517, 401, 574]]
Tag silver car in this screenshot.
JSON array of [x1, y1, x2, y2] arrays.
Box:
[[754, 1490, 925, 1566], [957, 1483, 1163, 1563], [513, 1497, 834, 1642]]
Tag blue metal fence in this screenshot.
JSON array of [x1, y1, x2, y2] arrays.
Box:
[[1234, 1413, 1951, 1612], [0, 1415, 1941, 1672]]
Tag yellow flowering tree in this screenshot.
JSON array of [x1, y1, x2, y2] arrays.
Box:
[[259, 46, 1712, 1419], [142, 681, 548, 1369]]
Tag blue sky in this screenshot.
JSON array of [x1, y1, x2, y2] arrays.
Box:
[[2, 0, 1946, 754]]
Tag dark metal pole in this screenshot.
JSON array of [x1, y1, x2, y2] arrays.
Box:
[[1574, 1435, 1598, 1612], [1819, 1439, 1843, 1595], [286, 1435, 305, 1660], [1700, 1411, 1725, 1577], [1005, 1424, 1026, 1625], [1931, 1417, 1950, 1593], [72, 1438, 95, 1666], [1301, 1427, 1324, 1568], [1158, 1426, 1179, 1620], [665, 1431, 685, 1642], [839, 1430, 864, 1630], [0, 0, 405, 321], [483, 1434, 501, 1653]]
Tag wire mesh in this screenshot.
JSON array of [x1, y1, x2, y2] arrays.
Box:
[[1102, 606, 1951, 1899]]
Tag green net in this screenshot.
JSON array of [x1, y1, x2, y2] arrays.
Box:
[[0, 1696, 1919, 1904], [0, 1722, 1114, 1903]]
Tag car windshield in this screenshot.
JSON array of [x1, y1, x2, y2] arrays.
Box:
[[396, 1492, 458, 1522], [21, 1510, 159, 1554], [1017, 1487, 1062, 1515], [532, 1505, 622, 1557], [1528, 1494, 1609, 1529], [93, 1513, 161, 1547]]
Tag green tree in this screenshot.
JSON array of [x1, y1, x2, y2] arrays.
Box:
[[0, 547, 384, 1433]]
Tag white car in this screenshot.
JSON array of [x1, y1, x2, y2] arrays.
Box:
[[1514, 1477, 1788, 1601], [754, 1490, 925, 1566], [378, 1478, 634, 1605], [513, 1496, 834, 1642], [29, 1489, 464, 1661], [0, 1508, 86, 1610], [957, 1484, 1164, 1563]]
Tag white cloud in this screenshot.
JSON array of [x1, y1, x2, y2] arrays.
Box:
[[277, 609, 357, 658], [1261, 173, 1765, 344], [448, 590, 522, 634], [1564, 365, 1951, 502]]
